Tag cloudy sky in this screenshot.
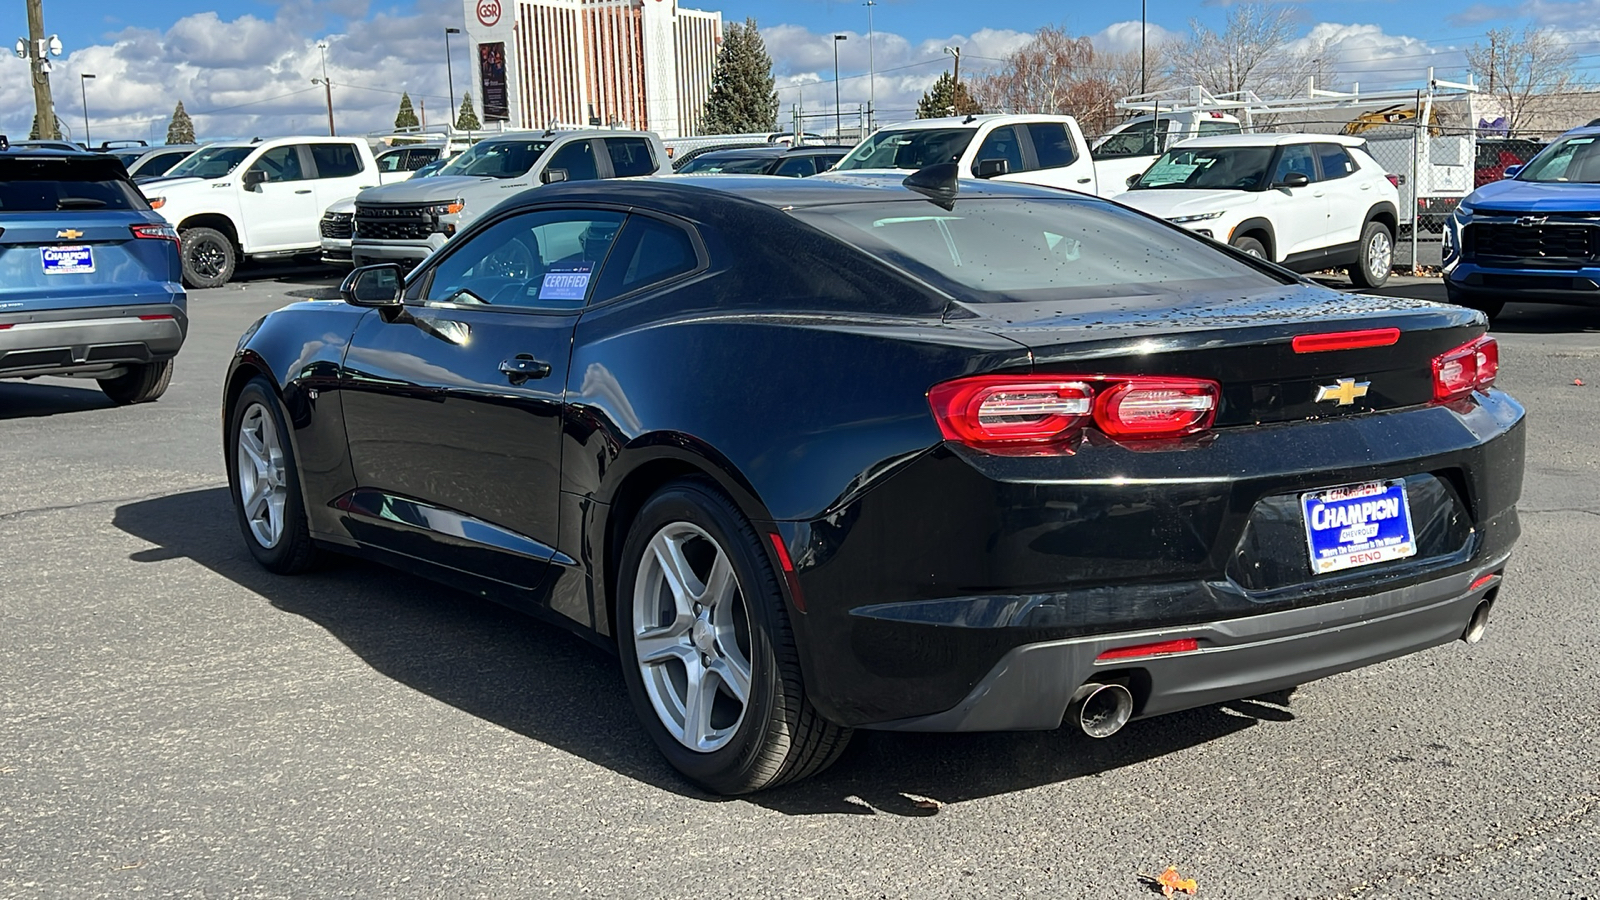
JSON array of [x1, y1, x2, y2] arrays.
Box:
[[1, 0, 1594, 142]]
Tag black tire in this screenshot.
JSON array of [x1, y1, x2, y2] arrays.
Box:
[[1445, 283, 1505, 322], [1348, 221, 1394, 289], [180, 226, 237, 289], [616, 478, 850, 795], [97, 358, 173, 404], [225, 377, 319, 574], [1231, 235, 1268, 259]]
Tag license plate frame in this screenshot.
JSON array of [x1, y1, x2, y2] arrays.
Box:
[[1301, 479, 1417, 575], [42, 245, 95, 275]]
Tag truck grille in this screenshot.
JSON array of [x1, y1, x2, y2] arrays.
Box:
[[1468, 222, 1596, 266], [319, 212, 353, 240], [355, 203, 435, 242]]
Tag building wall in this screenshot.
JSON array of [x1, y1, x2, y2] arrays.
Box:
[[464, 0, 721, 138]]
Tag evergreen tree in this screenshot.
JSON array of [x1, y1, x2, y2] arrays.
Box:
[[455, 93, 481, 131], [166, 102, 196, 144], [394, 92, 420, 129], [700, 18, 778, 134], [916, 72, 982, 119]]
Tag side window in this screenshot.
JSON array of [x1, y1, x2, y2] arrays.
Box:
[[975, 126, 1025, 175], [595, 215, 700, 299], [772, 156, 817, 177], [545, 140, 600, 182], [249, 145, 306, 183], [1272, 145, 1319, 184], [1092, 120, 1160, 160], [376, 150, 407, 172], [1198, 121, 1242, 138], [605, 137, 658, 177], [1315, 144, 1356, 180], [145, 152, 188, 177], [1026, 123, 1078, 170], [407, 148, 440, 170], [423, 209, 625, 311], [311, 143, 364, 179]]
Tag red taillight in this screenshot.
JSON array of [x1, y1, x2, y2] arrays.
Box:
[[1292, 327, 1401, 353], [130, 223, 180, 243], [0, 324, 12, 330], [1096, 638, 1200, 661], [1386, 174, 1400, 187], [928, 375, 1218, 448], [1432, 335, 1498, 403]]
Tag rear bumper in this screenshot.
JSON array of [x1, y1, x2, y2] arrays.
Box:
[[869, 560, 1507, 731], [0, 303, 187, 378]]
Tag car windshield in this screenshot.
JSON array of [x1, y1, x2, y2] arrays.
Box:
[[1131, 146, 1276, 190], [834, 128, 976, 171], [166, 146, 253, 178], [677, 155, 775, 174], [1516, 134, 1600, 183], [792, 198, 1286, 300], [437, 140, 554, 178]]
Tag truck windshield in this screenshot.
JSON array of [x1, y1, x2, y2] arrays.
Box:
[[1129, 146, 1275, 191], [1517, 134, 1600, 183], [834, 129, 975, 171], [438, 140, 554, 178], [166, 146, 253, 179]]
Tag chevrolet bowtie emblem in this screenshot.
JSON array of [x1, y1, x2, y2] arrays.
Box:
[[1516, 216, 1547, 227], [1316, 378, 1370, 406], [56, 229, 83, 239]]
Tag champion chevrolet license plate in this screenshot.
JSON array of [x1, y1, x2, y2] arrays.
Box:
[[42, 245, 94, 275], [1302, 479, 1417, 574]]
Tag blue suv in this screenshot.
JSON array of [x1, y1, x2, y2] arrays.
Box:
[[0, 150, 187, 403], [1445, 126, 1600, 320]]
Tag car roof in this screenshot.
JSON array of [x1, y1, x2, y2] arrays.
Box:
[[874, 114, 1077, 131], [695, 145, 851, 160], [1174, 133, 1368, 148], [479, 129, 654, 143]]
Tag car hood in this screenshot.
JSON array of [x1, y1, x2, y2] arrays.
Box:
[[324, 197, 357, 215], [138, 176, 213, 195], [357, 175, 501, 203], [1115, 189, 1256, 218], [1467, 178, 1600, 212]]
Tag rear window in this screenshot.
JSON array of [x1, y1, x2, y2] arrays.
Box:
[[791, 198, 1285, 300], [0, 157, 148, 211], [677, 155, 774, 174]]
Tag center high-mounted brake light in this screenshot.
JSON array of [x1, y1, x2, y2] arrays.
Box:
[[1292, 327, 1401, 353], [1432, 335, 1498, 403], [928, 374, 1219, 449]]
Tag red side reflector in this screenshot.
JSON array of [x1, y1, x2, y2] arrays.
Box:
[[1292, 328, 1401, 353], [137, 314, 175, 321], [1470, 572, 1497, 591], [768, 533, 805, 612], [0, 324, 11, 330], [1096, 638, 1199, 661], [768, 533, 795, 572]]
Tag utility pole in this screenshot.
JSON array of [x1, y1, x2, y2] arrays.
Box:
[[944, 46, 961, 86], [24, 0, 60, 139], [445, 27, 461, 131], [1140, 0, 1147, 94], [864, 0, 876, 131], [833, 35, 847, 140], [313, 41, 335, 136], [79, 73, 94, 147]]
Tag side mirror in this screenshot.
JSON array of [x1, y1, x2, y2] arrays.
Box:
[[242, 169, 266, 191], [1274, 172, 1311, 189], [1126, 173, 1142, 187], [541, 168, 569, 184], [341, 264, 405, 309], [973, 158, 1009, 179], [1503, 164, 1523, 179]]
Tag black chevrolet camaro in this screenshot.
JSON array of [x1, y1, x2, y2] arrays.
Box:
[[225, 170, 1524, 794]]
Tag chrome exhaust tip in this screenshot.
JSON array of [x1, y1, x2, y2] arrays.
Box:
[[1073, 683, 1134, 739], [1462, 599, 1494, 644]]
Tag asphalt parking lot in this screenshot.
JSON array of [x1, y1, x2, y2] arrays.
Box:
[[4, 269, 1600, 899]]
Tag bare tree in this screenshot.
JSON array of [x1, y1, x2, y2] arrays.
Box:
[[968, 25, 1125, 134], [1169, 4, 1311, 97], [1467, 27, 1581, 138]]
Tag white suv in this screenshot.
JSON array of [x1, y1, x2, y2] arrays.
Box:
[[1117, 134, 1400, 288]]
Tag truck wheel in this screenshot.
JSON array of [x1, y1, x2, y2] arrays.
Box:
[[180, 227, 237, 289], [98, 359, 173, 405], [1348, 221, 1394, 289], [1231, 235, 1267, 259]]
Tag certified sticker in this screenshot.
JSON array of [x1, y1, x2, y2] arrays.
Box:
[[42, 245, 94, 275], [538, 264, 591, 301]]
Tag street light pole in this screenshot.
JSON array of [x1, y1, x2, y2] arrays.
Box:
[[79, 73, 94, 147], [833, 34, 847, 140], [445, 27, 461, 130], [863, 0, 876, 131], [1140, 0, 1147, 94]]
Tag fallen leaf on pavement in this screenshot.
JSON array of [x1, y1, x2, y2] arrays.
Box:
[[1155, 866, 1198, 896], [1575, 379, 1586, 386]]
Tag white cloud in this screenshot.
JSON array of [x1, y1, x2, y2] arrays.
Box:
[[1091, 20, 1181, 55], [1290, 23, 1471, 91]]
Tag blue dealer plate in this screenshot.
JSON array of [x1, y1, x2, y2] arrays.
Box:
[[42, 245, 94, 275], [1301, 479, 1417, 575]]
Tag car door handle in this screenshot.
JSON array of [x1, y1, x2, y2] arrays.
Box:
[[1077, 177, 1092, 184], [1361, 182, 1372, 189], [294, 189, 313, 194], [500, 355, 552, 384]]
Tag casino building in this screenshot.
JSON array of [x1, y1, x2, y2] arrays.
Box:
[[463, 0, 723, 139]]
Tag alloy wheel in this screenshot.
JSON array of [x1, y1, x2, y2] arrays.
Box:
[[1368, 230, 1394, 280], [191, 240, 225, 278], [631, 522, 754, 753], [236, 402, 288, 548]]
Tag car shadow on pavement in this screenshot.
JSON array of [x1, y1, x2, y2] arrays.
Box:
[[0, 380, 115, 418], [114, 487, 1295, 815]]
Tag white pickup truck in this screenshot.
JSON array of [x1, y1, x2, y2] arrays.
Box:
[[140, 136, 395, 287], [833, 112, 1244, 200]]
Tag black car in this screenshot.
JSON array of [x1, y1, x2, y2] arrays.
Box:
[[675, 145, 849, 177], [225, 171, 1524, 794]]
